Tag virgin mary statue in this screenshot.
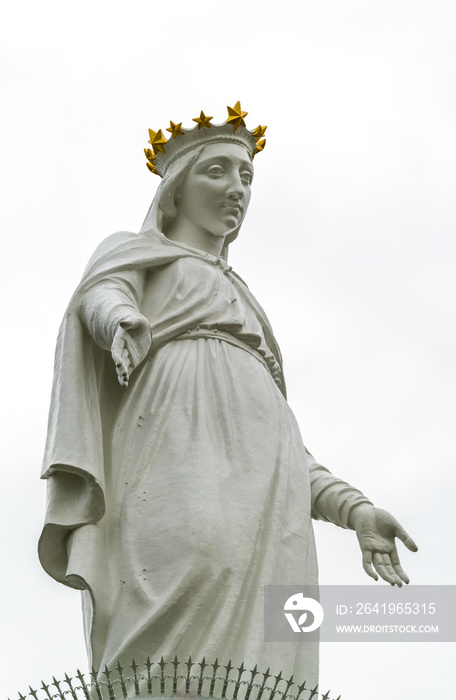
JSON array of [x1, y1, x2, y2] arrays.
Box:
[[38, 103, 417, 688]]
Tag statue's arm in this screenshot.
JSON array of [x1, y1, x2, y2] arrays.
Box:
[[308, 455, 373, 529], [79, 268, 152, 387], [308, 452, 418, 585]]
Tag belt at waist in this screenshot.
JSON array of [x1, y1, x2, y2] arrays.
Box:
[[172, 327, 271, 373]]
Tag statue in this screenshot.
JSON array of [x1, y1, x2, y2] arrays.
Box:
[[38, 102, 417, 690]]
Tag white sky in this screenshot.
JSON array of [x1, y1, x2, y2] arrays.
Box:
[[1, 1, 455, 698]]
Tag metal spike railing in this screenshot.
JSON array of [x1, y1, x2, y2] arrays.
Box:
[[11, 658, 340, 700]]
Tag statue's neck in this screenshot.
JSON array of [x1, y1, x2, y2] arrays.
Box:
[[166, 221, 225, 257]]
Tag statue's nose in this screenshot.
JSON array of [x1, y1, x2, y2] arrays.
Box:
[[227, 174, 244, 199]]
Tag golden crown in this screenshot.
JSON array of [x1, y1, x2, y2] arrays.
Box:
[[144, 101, 267, 178]]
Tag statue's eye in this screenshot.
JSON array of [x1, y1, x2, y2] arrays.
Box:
[[241, 171, 252, 186], [206, 165, 225, 177]]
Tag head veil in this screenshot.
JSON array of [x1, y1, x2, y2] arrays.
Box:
[[139, 143, 250, 261]]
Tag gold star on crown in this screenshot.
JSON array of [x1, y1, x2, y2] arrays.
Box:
[[148, 129, 168, 155], [226, 100, 248, 131], [192, 111, 213, 130], [166, 121, 185, 139], [144, 101, 267, 177], [252, 125, 267, 139], [253, 139, 266, 157]]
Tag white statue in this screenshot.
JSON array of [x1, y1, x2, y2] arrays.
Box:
[[39, 103, 417, 689]]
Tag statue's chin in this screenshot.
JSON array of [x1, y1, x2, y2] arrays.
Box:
[[210, 216, 241, 238], [220, 212, 245, 246]]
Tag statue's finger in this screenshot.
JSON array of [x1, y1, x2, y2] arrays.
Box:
[[115, 361, 130, 387], [116, 355, 128, 374], [362, 550, 378, 581], [112, 338, 126, 367], [120, 349, 131, 372], [395, 526, 418, 552], [378, 553, 403, 587], [390, 549, 410, 584], [372, 552, 400, 586], [116, 371, 129, 388]]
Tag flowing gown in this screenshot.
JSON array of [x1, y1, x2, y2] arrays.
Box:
[[40, 232, 371, 687]]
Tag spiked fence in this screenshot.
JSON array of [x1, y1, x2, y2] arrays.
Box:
[[11, 658, 340, 700]]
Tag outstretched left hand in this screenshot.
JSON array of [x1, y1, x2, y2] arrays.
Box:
[[350, 504, 418, 586]]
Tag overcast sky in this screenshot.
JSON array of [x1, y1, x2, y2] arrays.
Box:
[[1, 1, 455, 698]]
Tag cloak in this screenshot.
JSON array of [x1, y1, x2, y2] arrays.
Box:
[[38, 229, 287, 662], [39, 229, 370, 676]]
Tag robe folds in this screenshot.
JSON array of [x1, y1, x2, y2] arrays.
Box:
[[39, 230, 371, 686]]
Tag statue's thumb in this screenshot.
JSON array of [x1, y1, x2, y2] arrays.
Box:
[[398, 527, 418, 551]]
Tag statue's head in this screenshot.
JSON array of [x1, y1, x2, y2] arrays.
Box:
[[163, 142, 253, 241], [140, 103, 266, 255]]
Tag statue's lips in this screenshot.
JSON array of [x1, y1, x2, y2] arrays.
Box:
[[222, 203, 242, 215]]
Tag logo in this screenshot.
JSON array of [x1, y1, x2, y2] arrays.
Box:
[[283, 592, 324, 633]]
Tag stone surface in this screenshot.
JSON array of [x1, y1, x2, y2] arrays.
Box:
[[39, 133, 417, 688]]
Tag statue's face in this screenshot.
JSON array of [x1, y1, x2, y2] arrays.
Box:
[[176, 142, 253, 238]]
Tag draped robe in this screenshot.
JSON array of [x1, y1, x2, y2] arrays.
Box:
[[39, 230, 371, 685]]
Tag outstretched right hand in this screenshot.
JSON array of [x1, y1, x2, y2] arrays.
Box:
[[111, 314, 152, 387]]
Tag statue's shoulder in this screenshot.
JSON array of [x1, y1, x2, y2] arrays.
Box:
[[229, 268, 249, 289], [84, 231, 138, 269], [79, 231, 188, 291]]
